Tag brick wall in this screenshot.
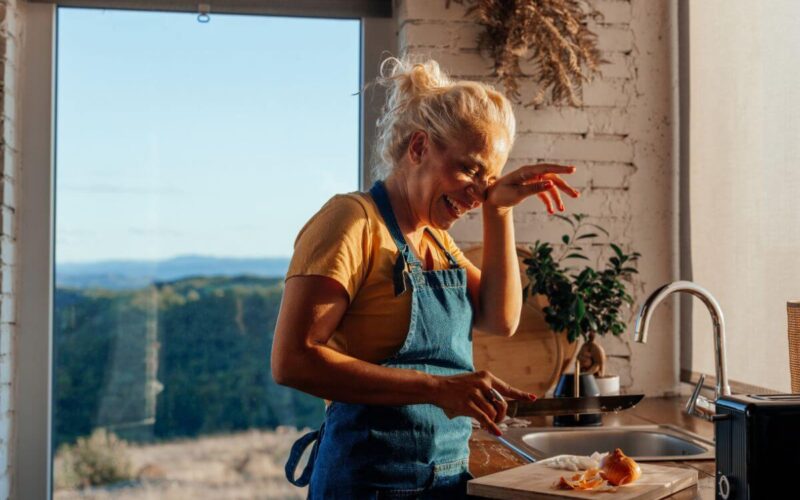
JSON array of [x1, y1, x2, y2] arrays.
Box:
[[397, 0, 677, 396], [0, 0, 17, 496]]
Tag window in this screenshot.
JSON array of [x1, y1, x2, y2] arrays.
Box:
[[18, 2, 394, 498]]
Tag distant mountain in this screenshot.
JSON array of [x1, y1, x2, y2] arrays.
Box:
[[56, 255, 291, 289]]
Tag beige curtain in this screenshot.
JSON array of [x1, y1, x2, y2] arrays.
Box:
[[689, 0, 800, 391]]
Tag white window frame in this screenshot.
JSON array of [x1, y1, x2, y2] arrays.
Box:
[[17, 3, 394, 498]]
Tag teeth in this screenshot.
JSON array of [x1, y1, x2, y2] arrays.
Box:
[[445, 195, 464, 216]]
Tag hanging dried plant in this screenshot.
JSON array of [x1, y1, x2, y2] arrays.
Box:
[[446, 0, 607, 107]]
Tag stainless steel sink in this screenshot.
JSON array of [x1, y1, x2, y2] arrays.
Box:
[[497, 425, 715, 462]]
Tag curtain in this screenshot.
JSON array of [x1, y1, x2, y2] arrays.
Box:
[[688, 0, 800, 391]]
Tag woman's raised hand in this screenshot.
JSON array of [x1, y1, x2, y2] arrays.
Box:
[[485, 164, 580, 214], [432, 370, 536, 436]]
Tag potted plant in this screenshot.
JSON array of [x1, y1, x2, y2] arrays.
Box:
[[522, 214, 641, 395]]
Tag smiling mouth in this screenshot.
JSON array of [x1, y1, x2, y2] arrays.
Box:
[[444, 195, 468, 218]]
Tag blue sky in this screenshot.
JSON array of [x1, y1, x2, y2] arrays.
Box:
[[56, 8, 360, 263]]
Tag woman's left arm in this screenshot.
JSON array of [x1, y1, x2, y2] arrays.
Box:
[[470, 164, 579, 336]]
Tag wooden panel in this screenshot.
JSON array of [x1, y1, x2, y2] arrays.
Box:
[[465, 245, 577, 395], [468, 462, 698, 500]]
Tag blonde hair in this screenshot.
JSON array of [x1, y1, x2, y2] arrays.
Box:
[[370, 55, 516, 181]]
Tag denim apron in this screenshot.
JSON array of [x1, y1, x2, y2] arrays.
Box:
[[285, 181, 475, 498]]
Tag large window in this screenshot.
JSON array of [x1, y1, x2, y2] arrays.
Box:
[[42, 6, 363, 499]]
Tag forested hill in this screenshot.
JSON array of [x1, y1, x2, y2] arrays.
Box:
[[54, 275, 324, 447], [56, 255, 291, 289]]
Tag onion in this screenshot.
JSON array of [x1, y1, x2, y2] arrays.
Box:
[[600, 448, 642, 486]]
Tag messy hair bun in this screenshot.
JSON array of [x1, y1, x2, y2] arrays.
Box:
[[371, 55, 516, 180]]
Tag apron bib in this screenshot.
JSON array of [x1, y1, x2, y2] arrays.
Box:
[[285, 181, 475, 498]]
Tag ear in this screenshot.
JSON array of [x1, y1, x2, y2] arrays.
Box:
[[407, 131, 428, 165]]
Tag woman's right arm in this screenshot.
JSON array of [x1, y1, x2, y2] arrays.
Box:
[[270, 275, 533, 435]]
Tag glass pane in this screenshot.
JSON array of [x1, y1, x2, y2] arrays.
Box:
[[52, 8, 359, 499]]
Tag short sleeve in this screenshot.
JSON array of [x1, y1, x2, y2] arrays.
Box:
[[286, 194, 371, 301]]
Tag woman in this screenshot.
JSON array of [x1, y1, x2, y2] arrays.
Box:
[[272, 57, 579, 498]]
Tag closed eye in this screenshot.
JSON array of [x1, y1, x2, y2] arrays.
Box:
[[462, 165, 479, 177]]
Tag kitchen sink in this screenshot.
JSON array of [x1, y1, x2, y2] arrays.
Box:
[[497, 424, 715, 462]]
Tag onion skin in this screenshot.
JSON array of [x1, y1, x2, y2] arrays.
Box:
[[600, 448, 642, 486]]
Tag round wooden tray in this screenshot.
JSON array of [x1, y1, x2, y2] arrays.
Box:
[[464, 245, 577, 396]]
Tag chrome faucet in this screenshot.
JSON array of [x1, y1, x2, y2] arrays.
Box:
[[634, 280, 731, 421]]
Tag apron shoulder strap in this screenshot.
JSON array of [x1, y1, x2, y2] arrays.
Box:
[[369, 181, 423, 295], [423, 228, 460, 268]]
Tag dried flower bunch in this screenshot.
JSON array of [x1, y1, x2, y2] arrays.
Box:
[[447, 0, 606, 106]]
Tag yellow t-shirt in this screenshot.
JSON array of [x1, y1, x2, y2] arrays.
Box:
[[286, 191, 472, 363]]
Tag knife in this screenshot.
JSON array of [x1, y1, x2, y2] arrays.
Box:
[[505, 394, 644, 418]]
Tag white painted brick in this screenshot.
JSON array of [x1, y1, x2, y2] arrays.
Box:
[[515, 108, 590, 135], [0, 473, 9, 500], [598, 52, 633, 79], [0, 384, 8, 414], [403, 47, 492, 75], [1, 147, 14, 180], [0, 176, 12, 207], [596, 0, 632, 25], [0, 296, 13, 324], [0, 413, 9, 448], [452, 22, 482, 50], [0, 324, 9, 356], [596, 26, 633, 53], [0, 266, 10, 295], [583, 78, 632, 107], [587, 107, 629, 135], [0, 206, 12, 237], [0, 118, 13, 148], [0, 238, 11, 265], [512, 134, 634, 163], [0, 446, 7, 491], [400, 21, 456, 48], [1, 88, 13, 122], [397, 0, 470, 22]]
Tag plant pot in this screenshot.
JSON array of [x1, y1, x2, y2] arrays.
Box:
[[552, 373, 602, 427], [595, 374, 620, 396]]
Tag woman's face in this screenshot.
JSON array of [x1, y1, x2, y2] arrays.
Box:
[[408, 124, 511, 230]]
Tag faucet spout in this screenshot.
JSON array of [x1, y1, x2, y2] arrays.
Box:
[[633, 280, 731, 400]]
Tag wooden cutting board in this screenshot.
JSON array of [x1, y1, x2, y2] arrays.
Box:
[[467, 461, 698, 499], [464, 245, 578, 396]]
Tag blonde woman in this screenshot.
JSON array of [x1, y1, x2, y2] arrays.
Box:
[[272, 56, 579, 498]]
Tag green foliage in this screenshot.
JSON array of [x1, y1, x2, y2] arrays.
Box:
[[523, 214, 641, 343], [54, 428, 133, 489], [54, 275, 325, 448]]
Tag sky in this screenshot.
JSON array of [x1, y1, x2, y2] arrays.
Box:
[[55, 7, 361, 264]]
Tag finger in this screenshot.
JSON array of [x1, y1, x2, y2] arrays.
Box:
[[548, 175, 581, 198], [516, 164, 576, 182], [473, 391, 498, 423], [493, 393, 509, 423], [469, 401, 503, 436], [537, 192, 554, 214], [490, 374, 534, 401], [548, 184, 565, 212], [485, 387, 508, 422], [520, 179, 554, 195]]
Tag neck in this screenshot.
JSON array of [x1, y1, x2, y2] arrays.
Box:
[[382, 172, 426, 236]]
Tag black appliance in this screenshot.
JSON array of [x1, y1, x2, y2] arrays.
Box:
[[715, 394, 800, 499]]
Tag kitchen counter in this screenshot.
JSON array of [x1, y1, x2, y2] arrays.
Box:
[[469, 396, 715, 499]]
